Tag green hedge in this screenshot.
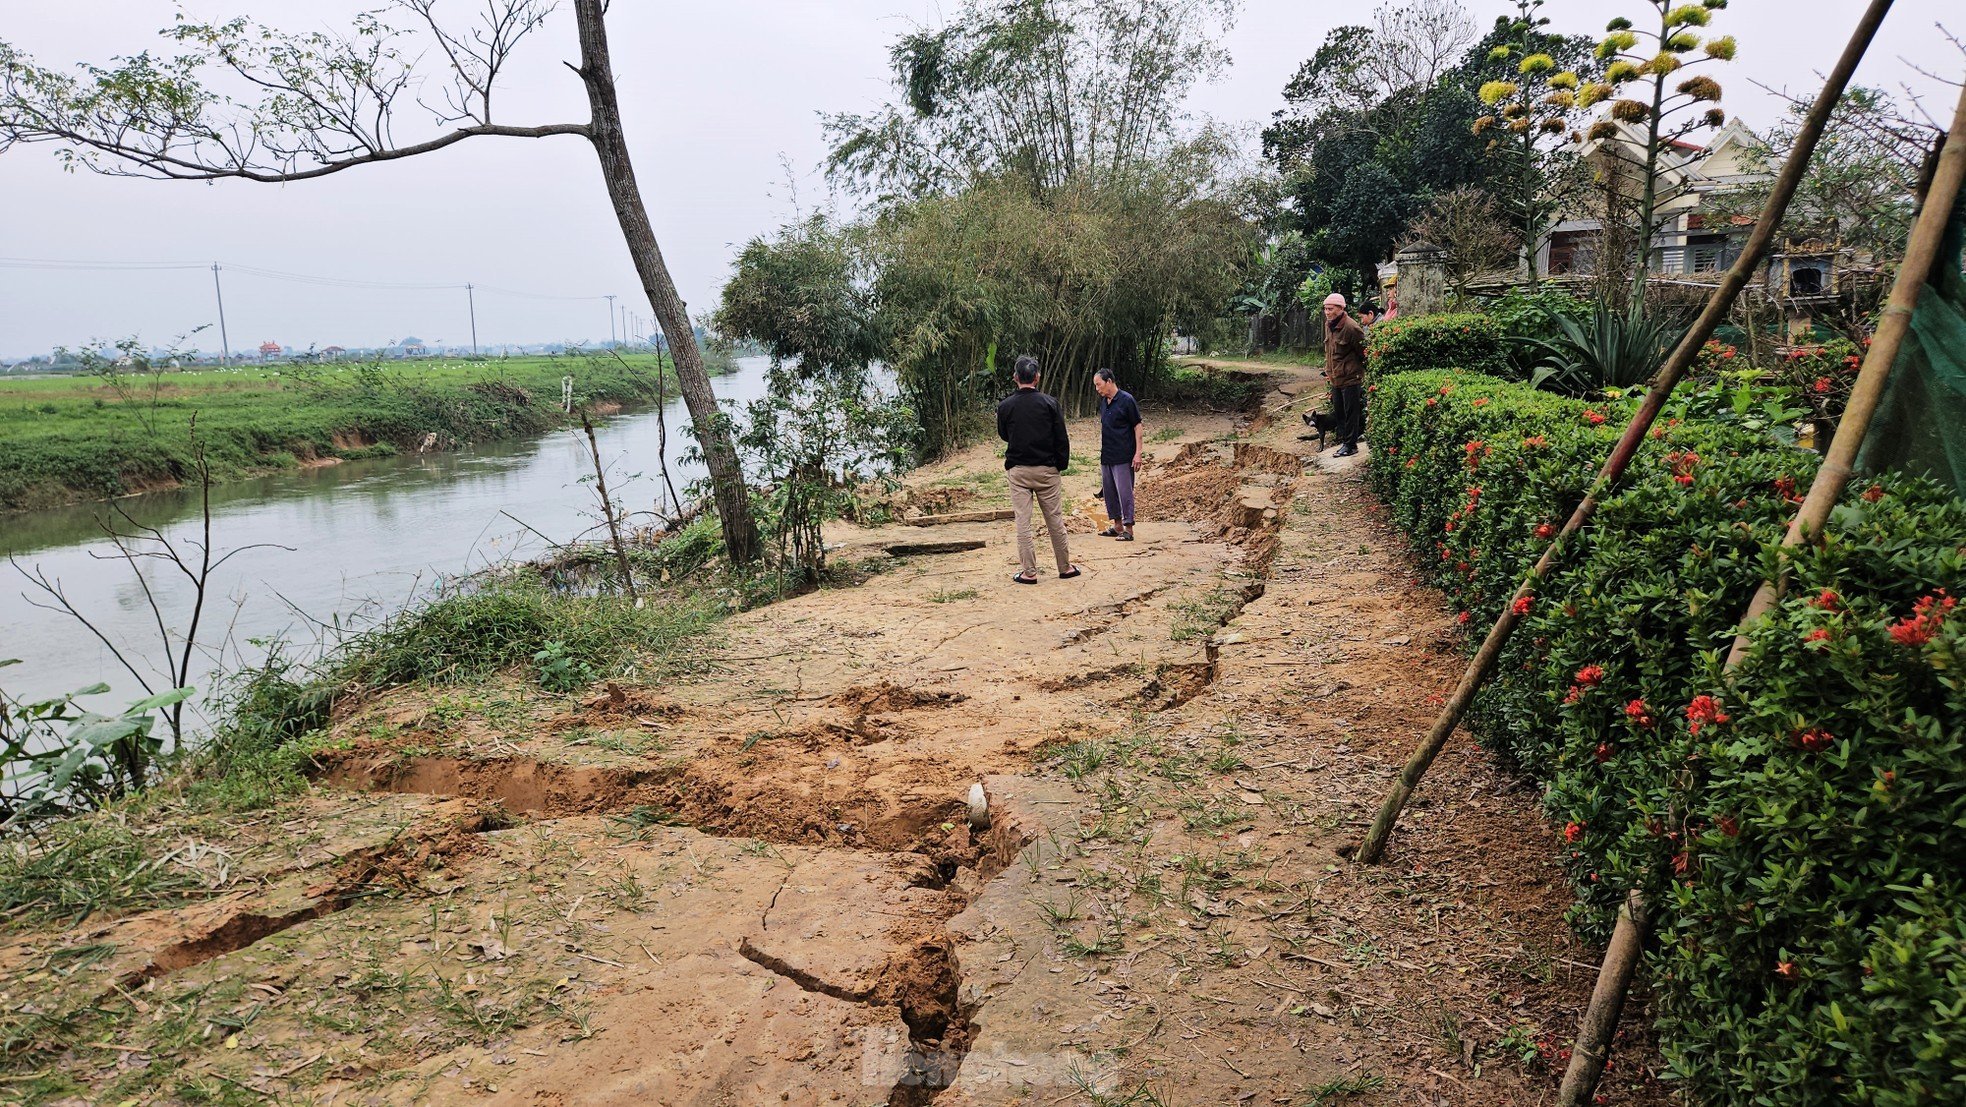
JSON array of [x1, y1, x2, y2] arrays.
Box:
[[1363, 312, 1507, 378], [1368, 370, 1966, 1105]]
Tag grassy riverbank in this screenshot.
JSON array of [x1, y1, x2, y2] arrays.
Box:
[[0, 353, 693, 511]]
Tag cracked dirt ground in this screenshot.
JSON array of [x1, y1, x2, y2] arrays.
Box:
[[0, 362, 1675, 1105]]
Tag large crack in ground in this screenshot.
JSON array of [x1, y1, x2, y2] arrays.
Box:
[[127, 803, 506, 989], [307, 727, 1043, 1103]]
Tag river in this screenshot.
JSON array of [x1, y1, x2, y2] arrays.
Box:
[[0, 355, 777, 717]]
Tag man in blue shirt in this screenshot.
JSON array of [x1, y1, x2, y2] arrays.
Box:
[[1092, 368, 1143, 542]]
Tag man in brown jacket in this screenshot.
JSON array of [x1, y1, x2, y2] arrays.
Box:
[[1322, 292, 1367, 457]]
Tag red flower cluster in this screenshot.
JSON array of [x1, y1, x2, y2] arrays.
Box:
[[1594, 741, 1614, 763], [1890, 590, 1956, 647], [1804, 628, 1832, 646], [1686, 694, 1731, 735], [1535, 522, 1556, 540], [1425, 397, 1438, 408], [1457, 611, 1472, 625], [1774, 475, 1802, 504], [1463, 440, 1490, 469], [1664, 450, 1701, 487], [1512, 595, 1533, 616], [1472, 397, 1489, 407], [1563, 821, 1584, 843], [1861, 485, 1885, 503], [1522, 435, 1547, 449], [1625, 698, 1655, 728], [1793, 728, 1835, 753], [1584, 410, 1607, 426], [1577, 664, 1605, 686], [1811, 589, 1840, 612]]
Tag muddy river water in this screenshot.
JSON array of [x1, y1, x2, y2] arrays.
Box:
[[0, 355, 775, 716]]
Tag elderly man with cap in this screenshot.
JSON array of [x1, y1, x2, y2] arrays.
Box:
[[1321, 292, 1367, 458]]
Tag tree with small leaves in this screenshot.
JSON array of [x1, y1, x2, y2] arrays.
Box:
[[0, 1, 764, 564], [1579, 0, 1737, 303], [1407, 186, 1523, 300]]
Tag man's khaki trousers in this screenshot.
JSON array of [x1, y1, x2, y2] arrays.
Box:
[[1006, 465, 1072, 575]]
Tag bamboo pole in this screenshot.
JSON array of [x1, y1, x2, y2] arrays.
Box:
[[1353, 0, 1899, 866], [1554, 73, 1966, 1107]]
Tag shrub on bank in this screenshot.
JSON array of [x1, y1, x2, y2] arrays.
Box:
[[1363, 312, 1507, 379], [1368, 370, 1966, 1105], [328, 573, 721, 690]]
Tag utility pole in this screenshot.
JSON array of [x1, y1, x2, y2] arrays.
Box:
[[210, 263, 231, 366], [466, 283, 479, 356], [604, 293, 617, 348]]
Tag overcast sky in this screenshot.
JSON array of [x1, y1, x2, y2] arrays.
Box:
[[1, 1, 1958, 359]]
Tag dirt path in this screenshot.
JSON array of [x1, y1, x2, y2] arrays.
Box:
[[1, 363, 1673, 1106]]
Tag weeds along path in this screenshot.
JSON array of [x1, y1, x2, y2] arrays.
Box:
[[0, 365, 1668, 1105]]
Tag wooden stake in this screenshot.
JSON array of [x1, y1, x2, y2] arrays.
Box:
[[581, 412, 638, 602], [1555, 56, 1966, 1107], [1556, 890, 1649, 1101], [1355, 0, 1900, 867]]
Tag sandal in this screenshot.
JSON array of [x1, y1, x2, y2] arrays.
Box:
[[1098, 527, 1121, 538], [1116, 530, 1135, 542], [1058, 565, 1083, 580], [1012, 571, 1039, 585]]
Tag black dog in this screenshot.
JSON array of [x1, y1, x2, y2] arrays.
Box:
[[1301, 408, 1337, 448]]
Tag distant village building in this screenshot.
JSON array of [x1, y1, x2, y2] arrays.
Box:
[[257, 340, 282, 362], [1538, 119, 1764, 280], [1379, 119, 1889, 339], [392, 336, 429, 357], [323, 345, 346, 361]]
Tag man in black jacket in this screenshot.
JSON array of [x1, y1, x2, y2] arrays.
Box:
[[996, 356, 1080, 584]]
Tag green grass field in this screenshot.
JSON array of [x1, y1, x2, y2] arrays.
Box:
[[0, 354, 688, 511]]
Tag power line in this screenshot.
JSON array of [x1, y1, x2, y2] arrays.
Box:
[[0, 256, 614, 300], [0, 257, 205, 272]]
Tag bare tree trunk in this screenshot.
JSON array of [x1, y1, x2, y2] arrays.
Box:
[[571, 0, 759, 565]]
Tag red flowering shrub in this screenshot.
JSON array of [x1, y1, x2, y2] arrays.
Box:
[[1772, 339, 1862, 437], [1370, 368, 1966, 1103]]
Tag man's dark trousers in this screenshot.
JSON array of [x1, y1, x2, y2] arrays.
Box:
[[1331, 384, 1364, 448]]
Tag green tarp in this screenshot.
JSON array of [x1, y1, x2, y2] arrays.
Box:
[[1857, 192, 1966, 495]]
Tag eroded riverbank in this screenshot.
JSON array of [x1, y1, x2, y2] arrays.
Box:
[[0, 356, 772, 711]]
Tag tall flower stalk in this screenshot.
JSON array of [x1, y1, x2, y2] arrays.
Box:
[[1580, 0, 1736, 303], [1474, 0, 1584, 286]]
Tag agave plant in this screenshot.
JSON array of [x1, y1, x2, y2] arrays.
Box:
[[1513, 303, 1690, 395]]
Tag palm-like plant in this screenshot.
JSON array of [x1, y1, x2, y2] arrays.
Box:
[[1514, 302, 1688, 394]]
